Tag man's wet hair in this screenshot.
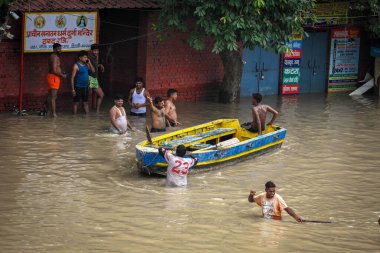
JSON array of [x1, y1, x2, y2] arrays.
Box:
[[52, 43, 61, 49], [252, 93, 262, 103], [114, 94, 124, 100], [176, 145, 187, 157], [90, 44, 99, 50], [167, 89, 178, 97], [134, 77, 144, 84], [154, 96, 163, 104], [265, 181, 276, 189], [78, 50, 88, 58]]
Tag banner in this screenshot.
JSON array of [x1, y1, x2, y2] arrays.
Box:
[[281, 34, 302, 95], [24, 12, 98, 53], [328, 28, 361, 92], [315, 2, 349, 27]]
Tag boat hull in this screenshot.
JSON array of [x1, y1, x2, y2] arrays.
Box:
[[135, 119, 286, 176]]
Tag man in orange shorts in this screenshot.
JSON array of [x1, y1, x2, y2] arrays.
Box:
[[47, 43, 66, 117]]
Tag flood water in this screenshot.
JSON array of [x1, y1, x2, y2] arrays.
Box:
[[0, 93, 379, 253]]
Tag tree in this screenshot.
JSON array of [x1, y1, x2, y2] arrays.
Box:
[[352, 0, 380, 39], [157, 0, 315, 103]]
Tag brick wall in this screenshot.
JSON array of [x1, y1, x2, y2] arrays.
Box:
[[139, 13, 224, 102]]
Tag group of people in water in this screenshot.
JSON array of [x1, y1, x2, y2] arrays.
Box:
[[46, 43, 307, 222]]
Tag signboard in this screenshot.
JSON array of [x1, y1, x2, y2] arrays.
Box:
[[328, 28, 361, 92], [315, 2, 349, 27], [281, 34, 302, 95], [24, 12, 98, 53]]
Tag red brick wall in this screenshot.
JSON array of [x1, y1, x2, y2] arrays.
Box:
[[139, 13, 224, 102]]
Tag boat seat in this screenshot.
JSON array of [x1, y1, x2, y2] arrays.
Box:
[[164, 128, 236, 147]]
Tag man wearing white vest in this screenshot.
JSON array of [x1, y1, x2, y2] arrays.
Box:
[[128, 77, 150, 116]]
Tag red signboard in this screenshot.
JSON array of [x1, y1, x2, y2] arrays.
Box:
[[284, 49, 302, 59], [282, 84, 300, 94]]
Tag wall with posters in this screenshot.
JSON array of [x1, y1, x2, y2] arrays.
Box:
[[328, 28, 361, 92]]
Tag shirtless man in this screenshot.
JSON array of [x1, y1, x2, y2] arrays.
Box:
[[147, 96, 166, 132], [128, 77, 150, 117], [47, 43, 67, 117], [246, 93, 278, 135], [109, 94, 133, 134], [165, 89, 181, 127]]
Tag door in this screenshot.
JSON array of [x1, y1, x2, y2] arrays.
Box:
[[241, 47, 280, 97], [299, 32, 328, 93]]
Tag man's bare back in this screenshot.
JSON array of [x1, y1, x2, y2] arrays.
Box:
[[250, 93, 278, 135], [165, 100, 178, 124]]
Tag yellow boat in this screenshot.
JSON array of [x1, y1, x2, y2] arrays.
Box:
[[136, 119, 286, 175]]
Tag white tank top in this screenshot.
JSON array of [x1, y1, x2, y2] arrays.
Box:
[[110, 106, 128, 133], [131, 88, 146, 114]]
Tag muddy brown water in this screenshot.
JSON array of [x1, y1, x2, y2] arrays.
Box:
[[0, 94, 379, 252]]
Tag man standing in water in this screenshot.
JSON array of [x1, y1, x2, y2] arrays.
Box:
[[128, 77, 150, 116], [109, 94, 133, 134], [88, 44, 105, 113], [70, 50, 95, 115], [244, 93, 278, 135], [248, 181, 304, 222], [158, 145, 198, 187], [165, 89, 181, 127], [47, 43, 67, 117], [147, 96, 166, 132]]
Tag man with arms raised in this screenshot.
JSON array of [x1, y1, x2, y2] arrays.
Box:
[[47, 43, 67, 117], [245, 93, 278, 135], [248, 181, 304, 222], [147, 96, 166, 133], [165, 89, 181, 127], [158, 145, 198, 187], [128, 77, 150, 117]]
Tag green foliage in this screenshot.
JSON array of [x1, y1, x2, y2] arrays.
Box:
[[352, 0, 380, 38], [158, 0, 316, 54]]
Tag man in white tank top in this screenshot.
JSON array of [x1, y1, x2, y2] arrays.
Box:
[[109, 94, 133, 134], [128, 77, 150, 117]]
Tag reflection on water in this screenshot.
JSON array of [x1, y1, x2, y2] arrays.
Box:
[[0, 93, 379, 252]]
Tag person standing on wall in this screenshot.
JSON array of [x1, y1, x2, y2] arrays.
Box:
[[70, 50, 95, 115], [128, 77, 150, 117], [88, 44, 105, 113], [47, 43, 67, 117]]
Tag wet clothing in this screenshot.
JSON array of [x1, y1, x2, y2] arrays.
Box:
[[158, 148, 198, 187], [74, 62, 89, 88], [73, 87, 89, 102], [130, 111, 146, 117], [110, 106, 129, 134], [47, 73, 61, 90], [254, 193, 288, 220], [130, 88, 147, 114], [241, 122, 265, 133], [151, 128, 166, 133], [89, 76, 99, 89]]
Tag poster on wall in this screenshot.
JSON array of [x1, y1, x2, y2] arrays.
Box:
[[281, 34, 302, 95], [315, 2, 349, 27], [24, 12, 98, 53], [328, 28, 361, 92]]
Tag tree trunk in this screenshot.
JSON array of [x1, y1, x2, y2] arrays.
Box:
[[218, 50, 243, 103]]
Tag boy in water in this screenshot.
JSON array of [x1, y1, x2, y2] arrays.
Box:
[[158, 145, 198, 187], [109, 94, 133, 134], [147, 96, 166, 132], [244, 93, 278, 135], [165, 89, 181, 127]]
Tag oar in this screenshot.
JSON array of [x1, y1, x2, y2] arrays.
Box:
[[145, 125, 153, 144], [302, 220, 333, 224]]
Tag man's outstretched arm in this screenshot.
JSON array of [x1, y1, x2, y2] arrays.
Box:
[[284, 207, 304, 222]]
